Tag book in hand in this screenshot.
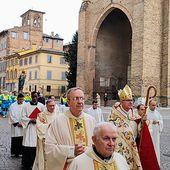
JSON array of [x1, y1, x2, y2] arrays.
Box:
[[29, 107, 41, 119]]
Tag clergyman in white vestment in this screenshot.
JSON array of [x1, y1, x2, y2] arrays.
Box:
[[45, 87, 96, 170], [8, 93, 26, 157], [68, 122, 129, 170], [147, 99, 163, 165], [32, 99, 59, 170], [87, 100, 104, 123], [21, 91, 44, 169]]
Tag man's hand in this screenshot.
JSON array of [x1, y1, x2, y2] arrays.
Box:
[[30, 119, 36, 124], [17, 123, 22, 127], [142, 114, 147, 121], [153, 120, 159, 124], [74, 144, 85, 156], [39, 117, 47, 124]]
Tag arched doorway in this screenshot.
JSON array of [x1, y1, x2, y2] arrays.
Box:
[[94, 8, 132, 99]]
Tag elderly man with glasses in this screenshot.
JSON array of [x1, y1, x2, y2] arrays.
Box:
[[108, 85, 142, 170], [45, 87, 96, 170]]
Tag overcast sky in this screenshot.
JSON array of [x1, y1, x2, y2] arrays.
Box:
[[0, 0, 82, 44]]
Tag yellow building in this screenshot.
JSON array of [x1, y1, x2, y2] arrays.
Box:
[[5, 54, 19, 92], [0, 9, 68, 96], [18, 47, 68, 96]]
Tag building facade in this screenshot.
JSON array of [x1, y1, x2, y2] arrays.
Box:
[[0, 9, 68, 96], [18, 48, 67, 96], [77, 0, 170, 106]]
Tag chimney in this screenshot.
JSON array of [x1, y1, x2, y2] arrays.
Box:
[[51, 32, 54, 36]]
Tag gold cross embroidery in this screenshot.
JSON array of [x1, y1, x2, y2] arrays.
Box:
[[69, 118, 88, 145]]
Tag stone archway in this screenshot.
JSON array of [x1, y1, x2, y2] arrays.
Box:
[[93, 8, 132, 99]]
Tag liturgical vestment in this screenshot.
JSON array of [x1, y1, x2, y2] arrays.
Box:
[[108, 106, 142, 170], [32, 108, 59, 170], [68, 148, 129, 170], [45, 110, 96, 170], [147, 108, 163, 165]]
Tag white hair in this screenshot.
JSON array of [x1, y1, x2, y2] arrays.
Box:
[[93, 122, 117, 137]]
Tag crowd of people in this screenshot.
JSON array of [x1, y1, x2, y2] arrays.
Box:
[[3, 85, 163, 170], [0, 91, 31, 117]]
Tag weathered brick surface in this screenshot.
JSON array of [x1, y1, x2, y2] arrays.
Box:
[[77, 0, 170, 106]]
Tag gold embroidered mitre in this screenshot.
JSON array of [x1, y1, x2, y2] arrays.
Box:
[[118, 85, 133, 101]]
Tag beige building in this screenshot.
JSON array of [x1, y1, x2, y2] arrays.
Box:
[[77, 0, 170, 106], [0, 9, 68, 96], [5, 54, 19, 92], [18, 48, 67, 96]]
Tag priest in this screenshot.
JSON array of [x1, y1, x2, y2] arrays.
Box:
[[147, 99, 163, 165], [32, 99, 59, 170], [45, 87, 96, 170], [68, 122, 129, 170], [87, 100, 104, 123], [21, 91, 45, 170]]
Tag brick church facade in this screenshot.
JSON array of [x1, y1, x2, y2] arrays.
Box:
[[77, 0, 170, 106]]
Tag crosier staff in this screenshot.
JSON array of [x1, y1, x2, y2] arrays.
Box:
[[139, 85, 160, 170], [144, 85, 157, 111]]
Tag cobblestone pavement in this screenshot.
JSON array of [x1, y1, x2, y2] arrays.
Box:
[[0, 108, 170, 170], [0, 117, 22, 170]]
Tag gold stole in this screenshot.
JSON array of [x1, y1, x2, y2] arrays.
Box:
[[69, 117, 88, 146], [93, 160, 118, 170]]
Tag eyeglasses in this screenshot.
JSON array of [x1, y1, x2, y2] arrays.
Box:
[[70, 97, 85, 101]]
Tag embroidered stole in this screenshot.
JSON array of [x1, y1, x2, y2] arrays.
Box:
[[93, 160, 118, 170], [108, 107, 142, 170], [87, 150, 118, 170], [69, 117, 88, 146]]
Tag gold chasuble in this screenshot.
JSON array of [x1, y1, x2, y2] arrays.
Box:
[[69, 117, 88, 146], [108, 107, 142, 170]]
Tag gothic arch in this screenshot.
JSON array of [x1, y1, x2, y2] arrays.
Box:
[[90, 4, 132, 46], [90, 4, 132, 98]]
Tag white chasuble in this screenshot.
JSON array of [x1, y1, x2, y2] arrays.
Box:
[[45, 110, 96, 170], [68, 148, 129, 170]]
